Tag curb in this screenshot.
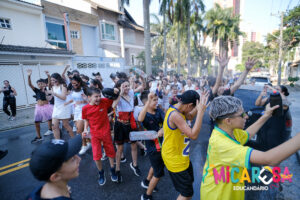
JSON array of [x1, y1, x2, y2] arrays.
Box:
[[0, 123, 35, 132]]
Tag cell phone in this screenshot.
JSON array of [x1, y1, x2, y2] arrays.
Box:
[[270, 92, 283, 117]]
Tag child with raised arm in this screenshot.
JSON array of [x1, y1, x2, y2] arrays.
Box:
[[82, 88, 119, 186], [162, 90, 210, 200], [138, 91, 165, 200]]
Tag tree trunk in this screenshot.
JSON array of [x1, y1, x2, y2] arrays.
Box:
[[143, 0, 152, 75], [163, 12, 167, 74], [187, 8, 191, 76], [177, 22, 181, 73]]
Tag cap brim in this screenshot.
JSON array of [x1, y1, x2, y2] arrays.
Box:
[[66, 135, 82, 160]]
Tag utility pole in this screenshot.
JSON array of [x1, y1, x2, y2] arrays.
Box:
[[277, 12, 284, 85]]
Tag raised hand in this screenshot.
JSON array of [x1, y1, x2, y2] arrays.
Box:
[[114, 88, 119, 94], [45, 71, 50, 75], [264, 103, 279, 117], [197, 90, 210, 112], [245, 57, 258, 71], [26, 69, 32, 76], [216, 51, 230, 68], [148, 92, 156, 101]]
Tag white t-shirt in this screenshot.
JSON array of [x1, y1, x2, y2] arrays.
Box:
[[184, 84, 195, 91], [117, 89, 134, 113]]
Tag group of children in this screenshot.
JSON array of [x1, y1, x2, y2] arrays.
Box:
[[25, 54, 300, 200]]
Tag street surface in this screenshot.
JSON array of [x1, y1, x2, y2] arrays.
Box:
[[0, 89, 299, 200]]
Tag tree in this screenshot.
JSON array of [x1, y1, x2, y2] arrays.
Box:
[[205, 4, 244, 74], [159, 0, 171, 74], [242, 41, 265, 69], [143, 0, 152, 75]]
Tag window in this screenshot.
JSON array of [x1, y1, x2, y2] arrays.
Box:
[[46, 22, 67, 49], [0, 18, 11, 29], [101, 23, 116, 40], [70, 30, 80, 39]]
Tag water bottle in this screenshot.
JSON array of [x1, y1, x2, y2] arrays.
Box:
[[269, 90, 283, 117], [130, 130, 158, 141]]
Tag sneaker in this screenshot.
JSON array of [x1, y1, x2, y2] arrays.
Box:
[[110, 167, 118, 182], [72, 125, 77, 132], [116, 171, 122, 183], [44, 130, 53, 136], [141, 179, 149, 189], [86, 142, 92, 150], [98, 170, 106, 186], [130, 162, 141, 176], [0, 150, 8, 160], [9, 117, 15, 121], [141, 179, 158, 192], [141, 194, 152, 200], [120, 156, 127, 163], [101, 152, 108, 161], [31, 137, 43, 144], [78, 146, 88, 155]]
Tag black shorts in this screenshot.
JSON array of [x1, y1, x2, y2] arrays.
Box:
[[168, 162, 194, 197], [114, 121, 131, 145], [149, 152, 165, 178]]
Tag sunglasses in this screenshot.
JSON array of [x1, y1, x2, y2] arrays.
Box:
[[217, 112, 247, 120]]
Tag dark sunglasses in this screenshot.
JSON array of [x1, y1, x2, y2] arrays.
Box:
[[217, 112, 247, 120]]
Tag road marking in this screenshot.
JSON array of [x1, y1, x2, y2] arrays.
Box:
[[0, 163, 29, 176], [0, 158, 30, 171]]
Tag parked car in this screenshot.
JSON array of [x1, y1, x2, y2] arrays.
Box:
[[250, 76, 271, 86]]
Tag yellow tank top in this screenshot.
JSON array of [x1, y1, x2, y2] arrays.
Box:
[[162, 105, 191, 172]]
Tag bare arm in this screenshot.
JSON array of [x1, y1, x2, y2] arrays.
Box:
[[231, 57, 257, 94], [171, 93, 209, 140], [138, 93, 155, 122], [62, 65, 70, 81], [212, 52, 229, 95], [255, 90, 268, 106], [52, 86, 67, 100], [250, 133, 300, 166], [11, 87, 17, 96], [45, 71, 51, 89], [83, 119, 89, 133]]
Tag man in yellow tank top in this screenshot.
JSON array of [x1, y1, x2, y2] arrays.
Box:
[[162, 90, 210, 200]]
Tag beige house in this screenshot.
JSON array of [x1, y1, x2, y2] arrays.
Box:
[[42, 0, 145, 67]]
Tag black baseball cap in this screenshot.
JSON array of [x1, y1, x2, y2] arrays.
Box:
[[29, 135, 82, 181], [177, 90, 200, 105], [102, 88, 119, 100]]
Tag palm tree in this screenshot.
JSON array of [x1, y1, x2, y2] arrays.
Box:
[[159, 0, 171, 74], [205, 3, 243, 74], [183, 0, 205, 76], [174, 0, 184, 73], [143, 0, 152, 75]]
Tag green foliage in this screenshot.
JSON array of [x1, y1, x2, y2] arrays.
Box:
[[288, 76, 300, 87], [235, 64, 245, 72], [242, 41, 264, 69]]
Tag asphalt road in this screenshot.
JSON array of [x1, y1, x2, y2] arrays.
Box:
[[0, 89, 300, 200]]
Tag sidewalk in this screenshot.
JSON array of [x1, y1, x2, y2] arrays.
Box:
[[0, 107, 35, 132]]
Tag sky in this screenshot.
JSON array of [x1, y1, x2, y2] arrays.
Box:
[[125, 0, 300, 41]]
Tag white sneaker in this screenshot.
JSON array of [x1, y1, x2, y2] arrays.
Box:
[[86, 142, 92, 150], [73, 125, 77, 132], [44, 130, 53, 136], [9, 117, 15, 121], [79, 146, 88, 155]]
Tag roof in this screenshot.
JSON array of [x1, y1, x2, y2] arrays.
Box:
[[0, 44, 75, 56], [16, 0, 42, 7]]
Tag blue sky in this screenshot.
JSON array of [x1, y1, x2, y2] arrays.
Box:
[[125, 0, 299, 40]]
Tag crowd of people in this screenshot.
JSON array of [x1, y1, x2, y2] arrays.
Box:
[[1, 53, 300, 200]]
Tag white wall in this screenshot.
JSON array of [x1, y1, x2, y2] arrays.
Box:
[[93, 0, 120, 12], [45, 0, 93, 14], [0, 0, 47, 47]]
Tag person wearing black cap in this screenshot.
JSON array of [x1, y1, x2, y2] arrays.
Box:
[[26, 135, 82, 200], [161, 90, 210, 200]]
